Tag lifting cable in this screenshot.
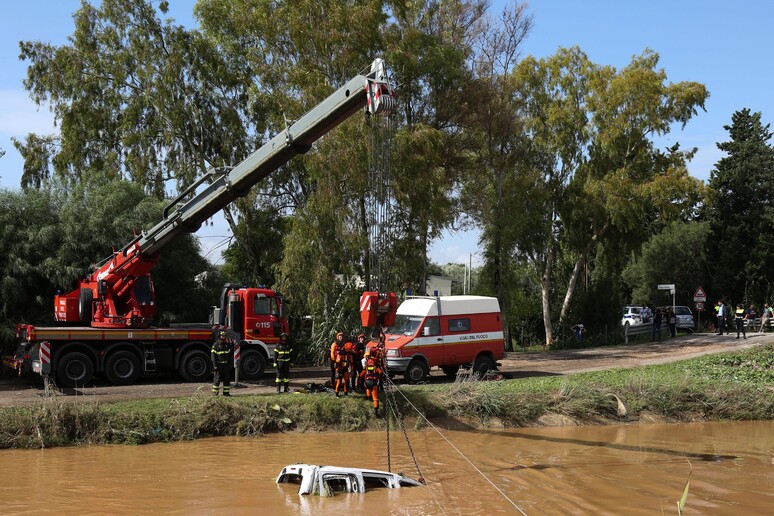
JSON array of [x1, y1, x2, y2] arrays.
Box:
[[383, 375, 527, 516], [384, 378, 449, 516], [366, 116, 394, 291]]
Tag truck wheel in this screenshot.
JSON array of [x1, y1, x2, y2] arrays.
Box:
[[78, 288, 93, 322], [105, 350, 142, 385], [239, 349, 266, 381], [473, 355, 495, 377], [56, 351, 94, 387], [404, 360, 428, 384], [441, 365, 459, 378], [180, 349, 211, 382]]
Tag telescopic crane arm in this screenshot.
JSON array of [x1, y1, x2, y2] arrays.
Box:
[[54, 59, 395, 328]]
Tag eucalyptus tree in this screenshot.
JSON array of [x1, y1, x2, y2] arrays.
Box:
[[509, 48, 707, 346], [15, 0, 254, 195]]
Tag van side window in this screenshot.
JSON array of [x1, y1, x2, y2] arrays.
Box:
[[422, 318, 440, 336], [448, 318, 471, 332]]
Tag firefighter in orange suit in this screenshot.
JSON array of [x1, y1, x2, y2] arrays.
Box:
[[330, 332, 345, 386], [351, 333, 366, 392], [334, 347, 350, 397], [361, 355, 383, 416]]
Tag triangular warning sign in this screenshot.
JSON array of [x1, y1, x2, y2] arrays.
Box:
[[694, 286, 706, 298]]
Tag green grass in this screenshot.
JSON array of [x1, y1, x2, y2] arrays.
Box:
[[1, 345, 773, 449]]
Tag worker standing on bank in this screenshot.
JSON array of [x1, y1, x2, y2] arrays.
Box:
[[334, 347, 350, 397], [211, 330, 232, 396], [351, 333, 367, 392], [330, 332, 345, 387], [273, 332, 292, 393]]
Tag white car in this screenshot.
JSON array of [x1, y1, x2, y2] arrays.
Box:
[[621, 305, 644, 326], [277, 463, 423, 496]]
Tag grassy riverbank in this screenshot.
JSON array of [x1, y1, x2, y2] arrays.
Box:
[[2, 344, 773, 449]]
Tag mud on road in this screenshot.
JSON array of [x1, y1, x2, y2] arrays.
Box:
[[1, 332, 771, 407]]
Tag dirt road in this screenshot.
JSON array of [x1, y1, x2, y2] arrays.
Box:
[[1, 331, 771, 407]]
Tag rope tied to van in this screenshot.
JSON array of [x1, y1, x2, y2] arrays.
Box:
[[385, 375, 526, 515]]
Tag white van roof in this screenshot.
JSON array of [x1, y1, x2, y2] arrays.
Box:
[[397, 296, 500, 317]]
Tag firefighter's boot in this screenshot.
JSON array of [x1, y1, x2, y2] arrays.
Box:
[[373, 406, 379, 417], [276, 383, 281, 393], [283, 384, 289, 393]]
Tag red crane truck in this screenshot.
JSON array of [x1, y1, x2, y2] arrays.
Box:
[[4, 59, 396, 388]]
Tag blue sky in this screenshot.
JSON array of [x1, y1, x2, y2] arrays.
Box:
[[1, 0, 772, 265]]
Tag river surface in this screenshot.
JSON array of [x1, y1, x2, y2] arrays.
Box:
[[1, 421, 773, 515]]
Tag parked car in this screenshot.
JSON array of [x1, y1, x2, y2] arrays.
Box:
[[621, 305, 644, 326], [673, 306, 695, 332]]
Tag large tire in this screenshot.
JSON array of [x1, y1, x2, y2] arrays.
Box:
[[78, 288, 93, 322], [239, 349, 266, 381], [404, 359, 429, 384], [105, 350, 142, 385], [179, 349, 212, 382], [473, 355, 495, 377], [441, 365, 459, 378], [56, 351, 95, 387]]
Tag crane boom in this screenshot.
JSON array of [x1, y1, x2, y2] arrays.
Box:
[[55, 59, 395, 328]]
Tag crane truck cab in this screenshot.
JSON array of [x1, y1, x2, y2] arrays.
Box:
[[383, 295, 505, 383]]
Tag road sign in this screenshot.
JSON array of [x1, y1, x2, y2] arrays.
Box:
[[658, 284, 675, 290], [695, 302, 704, 311], [693, 286, 707, 302]]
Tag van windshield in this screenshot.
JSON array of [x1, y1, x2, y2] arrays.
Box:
[[385, 315, 424, 336]]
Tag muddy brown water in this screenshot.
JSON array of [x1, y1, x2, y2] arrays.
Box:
[[1, 421, 772, 514]]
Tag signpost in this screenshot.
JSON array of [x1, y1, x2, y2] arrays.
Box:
[[658, 283, 676, 313], [693, 286, 707, 331]]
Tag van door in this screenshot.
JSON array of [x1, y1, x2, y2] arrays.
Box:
[[417, 317, 443, 366]]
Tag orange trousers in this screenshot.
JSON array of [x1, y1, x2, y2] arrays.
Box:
[[365, 385, 379, 408]]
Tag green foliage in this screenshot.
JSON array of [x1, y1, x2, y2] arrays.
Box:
[[0, 178, 213, 352], [622, 220, 710, 306], [17, 0, 254, 196]]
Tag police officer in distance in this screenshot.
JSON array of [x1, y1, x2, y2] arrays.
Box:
[[211, 330, 233, 396], [274, 332, 293, 393]]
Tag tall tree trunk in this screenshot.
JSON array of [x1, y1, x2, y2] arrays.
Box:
[[540, 247, 554, 347], [559, 255, 585, 326], [558, 221, 611, 325]]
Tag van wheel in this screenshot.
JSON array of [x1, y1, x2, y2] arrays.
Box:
[[180, 349, 211, 382], [239, 349, 266, 381], [404, 360, 428, 384], [441, 366, 459, 378], [105, 350, 142, 385], [473, 355, 495, 378], [56, 351, 94, 388]]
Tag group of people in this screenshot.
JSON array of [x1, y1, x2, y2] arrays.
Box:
[[210, 330, 293, 396], [638, 304, 677, 341], [715, 300, 773, 339], [208, 329, 389, 415], [330, 332, 387, 416]]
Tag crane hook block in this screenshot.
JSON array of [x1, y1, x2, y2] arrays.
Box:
[[365, 58, 396, 116], [359, 291, 398, 327]]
